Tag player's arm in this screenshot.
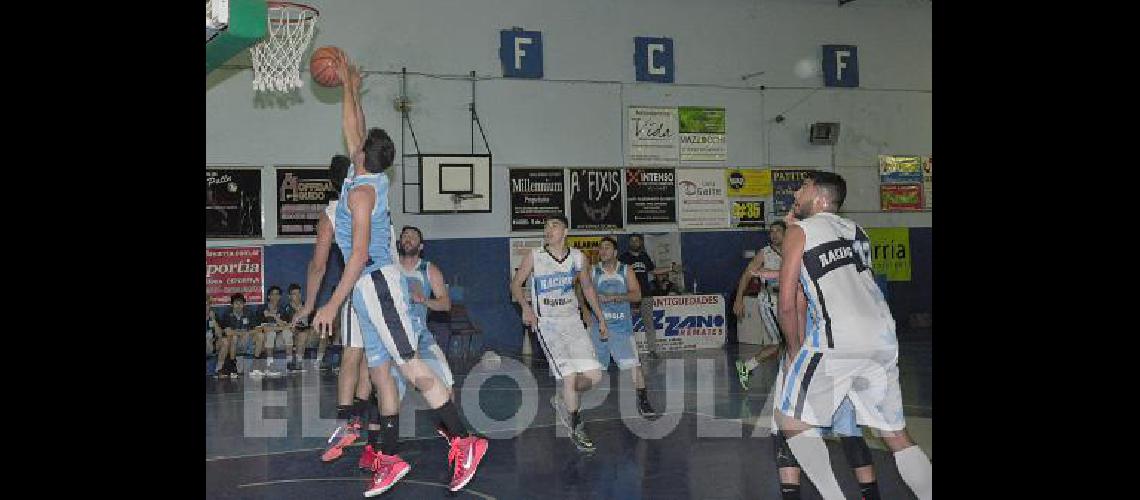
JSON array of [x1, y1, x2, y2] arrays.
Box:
[[338, 60, 366, 165], [575, 281, 595, 325], [624, 266, 643, 303], [734, 253, 764, 315], [794, 286, 808, 353], [511, 252, 537, 327], [777, 224, 806, 352], [313, 186, 374, 335], [293, 214, 335, 326], [424, 263, 451, 312], [577, 267, 609, 339]]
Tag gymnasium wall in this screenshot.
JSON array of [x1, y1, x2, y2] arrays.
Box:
[[207, 0, 932, 352]]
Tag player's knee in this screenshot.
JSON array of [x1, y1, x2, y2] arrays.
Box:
[[877, 430, 914, 452], [840, 436, 873, 468], [773, 432, 800, 468], [578, 370, 601, 390]]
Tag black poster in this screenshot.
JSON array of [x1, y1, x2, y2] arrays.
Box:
[[277, 168, 334, 237], [569, 168, 623, 230], [625, 168, 676, 224], [772, 169, 815, 216], [510, 169, 565, 231], [206, 168, 262, 238]]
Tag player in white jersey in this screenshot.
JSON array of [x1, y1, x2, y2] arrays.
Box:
[[510, 215, 610, 453], [733, 220, 788, 389], [775, 172, 931, 500]]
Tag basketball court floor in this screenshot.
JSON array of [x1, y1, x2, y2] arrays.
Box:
[[205, 339, 931, 499]]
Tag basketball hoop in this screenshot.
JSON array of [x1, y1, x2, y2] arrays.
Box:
[[249, 1, 319, 92]]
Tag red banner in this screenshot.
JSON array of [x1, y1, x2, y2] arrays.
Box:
[[206, 246, 264, 305], [880, 183, 924, 212]]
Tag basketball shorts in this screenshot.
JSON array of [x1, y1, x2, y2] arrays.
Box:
[[534, 315, 603, 380]]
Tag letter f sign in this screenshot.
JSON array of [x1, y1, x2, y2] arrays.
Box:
[[501, 29, 543, 78], [823, 45, 858, 87]]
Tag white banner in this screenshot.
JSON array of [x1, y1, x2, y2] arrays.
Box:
[[509, 237, 545, 304], [628, 106, 679, 166], [643, 232, 685, 291], [633, 294, 726, 352], [676, 168, 730, 228]]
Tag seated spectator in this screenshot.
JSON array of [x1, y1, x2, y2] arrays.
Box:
[[253, 286, 289, 377], [218, 293, 258, 378], [652, 274, 679, 296], [207, 294, 222, 359], [283, 283, 317, 372]]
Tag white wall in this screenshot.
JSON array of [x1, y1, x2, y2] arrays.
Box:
[[206, 0, 932, 245]]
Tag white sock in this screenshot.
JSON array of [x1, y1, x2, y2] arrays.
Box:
[[744, 358, 760, 372], [894, 445, 932, 500], [786, 433, 845, 500]]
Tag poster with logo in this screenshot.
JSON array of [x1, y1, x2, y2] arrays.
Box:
[[677, 169, 730, 228], [731, 200, 766, 228], [678, 107, 726, 161], [633, 294, 726, 353], [923, 156, 932, 209], [569, 168, 623, 230], [726, 169, 773, 197], [879, 155, 924, 184], [880, 184, 924, 211], [771, 168, 816, 216], [626, 168, 676, 224], [510, 169, 565, 231], [276, 167, 334, 237], [628, 107, 679, 166], [206, 168, 262, 238], [567, 236, 604, 266], [206, 246, 264, 305], [865, 228, 912, 281]]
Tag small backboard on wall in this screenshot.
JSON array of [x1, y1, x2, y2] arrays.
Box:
[[419, 154, 492, 214]]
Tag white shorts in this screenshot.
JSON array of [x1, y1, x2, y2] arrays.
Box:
[[352, 265, 419, 368], [535, 316, 603, 380], [757, 288, 785, 346], [340, 300, 364, 349], [776, 347, 906, 432]]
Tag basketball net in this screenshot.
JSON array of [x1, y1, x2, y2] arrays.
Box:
[[206, 0, 229, 29], [249, 2, 319, 92]]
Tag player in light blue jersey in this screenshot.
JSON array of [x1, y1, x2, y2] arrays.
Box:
[[389, 226, 455, 430], [306, 56, 487, 496], [584, 236, 658, 420]]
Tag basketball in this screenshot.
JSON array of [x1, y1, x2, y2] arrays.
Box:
[[309, 46, 344, 87]]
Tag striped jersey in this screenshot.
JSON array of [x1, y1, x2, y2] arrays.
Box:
[[795, 212, 896, 351], [529, 246, 585, 318]]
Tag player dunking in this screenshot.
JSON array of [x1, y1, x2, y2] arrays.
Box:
[[775, 172, 931, 500], [511, 215, 610, 453], [310, 55, 487, 496], [292, 154, 379, 466]]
